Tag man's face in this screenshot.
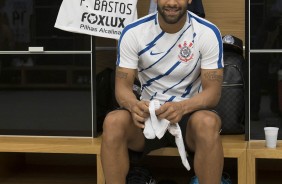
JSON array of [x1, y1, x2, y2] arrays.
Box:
[[157, 0, 189, 24]]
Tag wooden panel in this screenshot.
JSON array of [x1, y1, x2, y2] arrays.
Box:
[[96, 154, 105, 184], [137, 0, 150, 18], [0, 137, 101, 154], [248, 140, 282, 158], [202, 0, 245, 44], [221, 134, 245, 142]]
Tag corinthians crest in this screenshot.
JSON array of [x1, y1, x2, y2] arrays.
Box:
[[178, 41, 194, 62]]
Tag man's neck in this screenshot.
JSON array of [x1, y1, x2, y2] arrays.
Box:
[[158, 14, 187, 34]]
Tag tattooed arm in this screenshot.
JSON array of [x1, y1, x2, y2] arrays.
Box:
[[115, 66, 138, 111], [200, 68, 223, 106], [179, 68, 223, 114], [115, 66, 150, 128]]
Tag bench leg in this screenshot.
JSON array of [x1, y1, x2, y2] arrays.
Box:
[[96, 154, 105, 184], [237, 150, 247, 184], [247, 152, 256, 184]]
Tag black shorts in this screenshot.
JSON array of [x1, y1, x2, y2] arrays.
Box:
[[142, 113, 190, 156], [116, 108, 219, 160], [141, 110, 220, 156]]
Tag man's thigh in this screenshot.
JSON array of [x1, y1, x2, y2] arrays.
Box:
[[178, 110, 221, 152], [110, 108, 146, 152]]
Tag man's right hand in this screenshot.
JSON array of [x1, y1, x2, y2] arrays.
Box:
[[131, 100, 150, 129]]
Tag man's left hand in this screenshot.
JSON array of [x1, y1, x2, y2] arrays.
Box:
[[155, 102, 184, 124]]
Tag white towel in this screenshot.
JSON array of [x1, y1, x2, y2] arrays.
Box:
[[143, 100, 191, 171]]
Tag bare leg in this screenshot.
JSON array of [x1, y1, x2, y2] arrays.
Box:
[[186, 110, 224, 184], [101, 110, 145, 184]]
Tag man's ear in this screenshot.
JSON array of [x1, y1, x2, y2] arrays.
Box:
[[188, 0, 192, 4]]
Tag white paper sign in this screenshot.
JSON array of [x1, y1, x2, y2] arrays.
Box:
[[54, 0, 138, 40]]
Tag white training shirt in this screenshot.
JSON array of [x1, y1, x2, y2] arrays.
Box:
[[117, 11, 223, 104]]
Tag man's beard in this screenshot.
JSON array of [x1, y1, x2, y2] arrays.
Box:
[[157, 4, 187, 24]]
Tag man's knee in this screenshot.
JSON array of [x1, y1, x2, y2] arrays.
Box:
[[102, 110, 130, 141], [189, 111, 221, 141]]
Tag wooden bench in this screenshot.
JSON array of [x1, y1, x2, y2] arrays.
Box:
[[0, 134, 246, 184], [247, 140, 282, 184], [0, 136, 104, 184]]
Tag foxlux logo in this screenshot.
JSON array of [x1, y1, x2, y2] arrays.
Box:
[[81, 13, 125, 28]]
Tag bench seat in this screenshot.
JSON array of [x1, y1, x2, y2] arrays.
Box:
[[0, 134, 246, 184]]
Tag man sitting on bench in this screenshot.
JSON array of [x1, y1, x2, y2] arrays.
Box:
[[100, 0, 225, 183]]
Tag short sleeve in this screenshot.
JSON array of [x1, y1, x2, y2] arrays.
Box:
[[116, 29, 139, 69], [199, 26, 223, 69]]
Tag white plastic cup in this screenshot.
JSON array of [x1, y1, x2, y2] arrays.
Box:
[[264, 127, 279, 148]]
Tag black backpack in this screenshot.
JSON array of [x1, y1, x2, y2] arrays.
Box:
[[96, 68, 118, 132], [96, 67, 141, 132], [215, 35, 245, 134]]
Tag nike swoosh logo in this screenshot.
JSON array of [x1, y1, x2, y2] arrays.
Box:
[[150, 51, 163, 55]]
